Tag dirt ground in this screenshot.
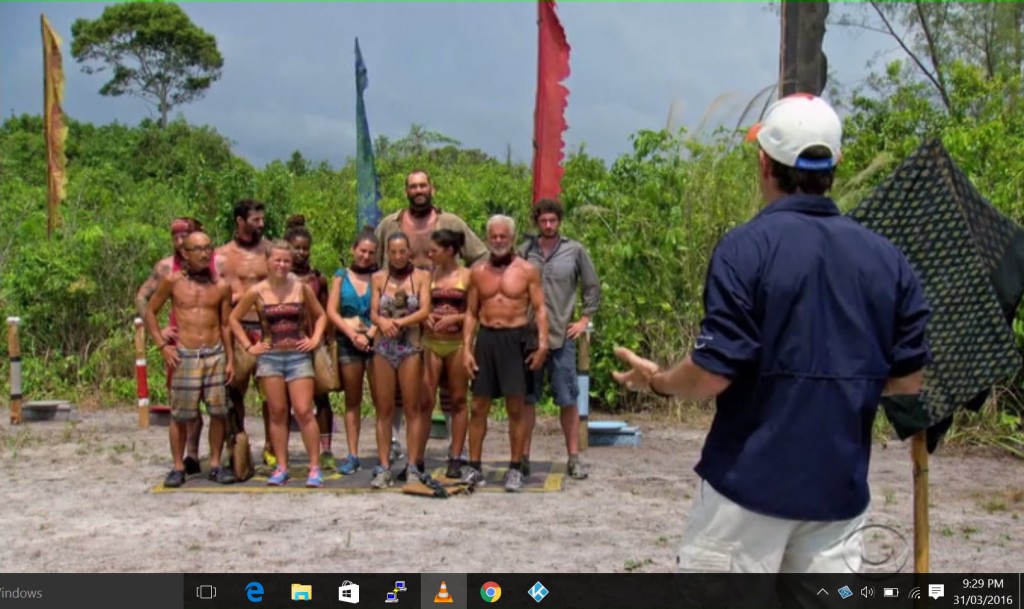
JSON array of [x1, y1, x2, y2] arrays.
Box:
[[1, 406, 1021, 573]]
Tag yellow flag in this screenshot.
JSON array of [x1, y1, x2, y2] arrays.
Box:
[[41, 14, 67, 238]]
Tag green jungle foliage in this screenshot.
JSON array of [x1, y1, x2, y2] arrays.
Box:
[[0, 60, 1022, 451]]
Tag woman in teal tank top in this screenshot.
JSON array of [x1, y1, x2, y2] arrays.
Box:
[[326, 229, 380, 475]]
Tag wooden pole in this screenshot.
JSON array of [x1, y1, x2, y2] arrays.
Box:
[[912, 431, 929, 573], [134, 318, 150, 429], [7, 317, 22, 425], [576, 321, 593, 451]]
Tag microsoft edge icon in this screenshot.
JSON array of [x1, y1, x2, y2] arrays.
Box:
[[246, 582, 265, 603]]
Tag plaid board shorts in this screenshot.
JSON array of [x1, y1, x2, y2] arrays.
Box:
[[170, 344, 228, 421]]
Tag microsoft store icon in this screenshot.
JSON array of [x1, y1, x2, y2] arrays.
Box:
[[338, 581, 359, 604]]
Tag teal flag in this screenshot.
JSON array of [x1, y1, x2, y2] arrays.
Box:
[[355, 38, 382, 232]]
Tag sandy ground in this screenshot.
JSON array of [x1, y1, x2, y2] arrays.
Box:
[[0, 407, 1021, 573]]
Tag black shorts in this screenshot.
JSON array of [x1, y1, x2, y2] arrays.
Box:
[[471, 326, 535, 399]]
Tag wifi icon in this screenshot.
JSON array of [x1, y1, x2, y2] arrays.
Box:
[[909, 588, 922, 599]]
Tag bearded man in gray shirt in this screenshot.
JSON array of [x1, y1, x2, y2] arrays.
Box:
[[519, 198, 601, 480]]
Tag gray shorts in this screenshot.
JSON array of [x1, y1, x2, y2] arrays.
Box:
[[526, 341, 579, 406]]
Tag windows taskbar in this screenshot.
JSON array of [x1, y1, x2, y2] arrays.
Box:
[[0, 573, 1019, 609]]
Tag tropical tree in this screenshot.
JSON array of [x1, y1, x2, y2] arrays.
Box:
[[71, 2, 224, 128], [838, 2, 1024, 112]]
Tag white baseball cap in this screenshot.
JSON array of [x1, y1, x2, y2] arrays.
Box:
[[747, 93, 842, 170]]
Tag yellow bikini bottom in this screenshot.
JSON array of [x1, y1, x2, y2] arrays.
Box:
[[422, 336, 462, 358]]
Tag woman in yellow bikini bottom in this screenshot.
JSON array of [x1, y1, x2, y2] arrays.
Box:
[[423, 229, 473, 479]]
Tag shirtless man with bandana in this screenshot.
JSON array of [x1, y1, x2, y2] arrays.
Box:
[[215, 200, 274, 464], [145, 231, 235, 488]]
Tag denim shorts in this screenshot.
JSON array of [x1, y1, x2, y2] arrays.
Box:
[[338, 334, 373, 365], [256, 351, 314, 382], [526, 341, 579, 406]]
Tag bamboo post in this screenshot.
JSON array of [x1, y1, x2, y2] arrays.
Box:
[[134, 318, 150, 429], [7, 317, 22, 425], [912, 430, 929, 573], [576, 321, 593, 451]]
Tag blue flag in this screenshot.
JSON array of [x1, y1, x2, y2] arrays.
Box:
[[355, 38, 382, 232]]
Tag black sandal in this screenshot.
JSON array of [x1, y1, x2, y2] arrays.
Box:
[[164, 469, 186, 488], [208, 466, 236, 485]]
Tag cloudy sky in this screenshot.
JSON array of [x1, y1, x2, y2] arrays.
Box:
[[1, 2, 900, 168]]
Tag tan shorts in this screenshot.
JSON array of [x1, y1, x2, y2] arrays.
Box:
[[678, 479, 866, 572], [169, 345, 228, 421], [674, 480, 868, 606]]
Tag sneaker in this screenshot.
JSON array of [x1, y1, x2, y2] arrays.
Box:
[[320, 451, 337, 472], [262, 448, 277, 469], [370, 465, 393, 489], [183, 456, 201, 475], [267, 466, 290, 486], [521, 455, 531, 477], [338, 454, 361, 475], [504, 468, 525, 492], [444, 457, 464, 480], [389, 440, 406, 463], [419, 472, 450, 498], [306, 466, 324, 488], [568, 456, 590, 480], [398, 463, 424, 483], [164, 469, 186, 488], [208, 466, 235, 485], [459, 465, 486, 487]]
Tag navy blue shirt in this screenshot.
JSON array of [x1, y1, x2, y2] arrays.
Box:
[[691, 194, 931, 521]]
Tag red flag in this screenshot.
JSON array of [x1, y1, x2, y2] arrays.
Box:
[[532, 0, 570, 205]]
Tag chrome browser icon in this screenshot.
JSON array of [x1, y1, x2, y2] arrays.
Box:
[[480, 582, 502, 603]]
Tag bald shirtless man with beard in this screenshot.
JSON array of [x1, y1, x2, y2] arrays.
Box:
[[461, 214, 548, 492], [146, 231, 235, 487], [136, 217, 207, 474], [215, 199, 274, 464]]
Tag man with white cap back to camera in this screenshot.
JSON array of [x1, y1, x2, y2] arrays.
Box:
[[612, 94, 932, 579]]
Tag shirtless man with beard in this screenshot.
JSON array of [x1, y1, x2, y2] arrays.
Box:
[[146, 230, 235, 487], [461, 214, 548, 492], [135, 217, 208, 474], [215, 200, 274, 464]]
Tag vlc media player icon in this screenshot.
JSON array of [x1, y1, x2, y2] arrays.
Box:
[[434, 581, 454, 603], [480, 582, 502, 603]]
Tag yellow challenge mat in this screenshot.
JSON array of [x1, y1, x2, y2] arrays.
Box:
[[151, 459, 565, 494]]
